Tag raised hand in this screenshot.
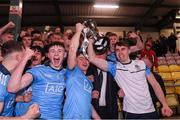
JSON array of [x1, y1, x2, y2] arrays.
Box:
[[23, 47, 35, 61], [23, 92, 32, 102], [92, 90, 99, 99], [118, 89, 125, 98], [76, 23, 84, 33], [161, 105, 173, 117], [22, 103, 40, 119], [7, 21, 15, 29], [128, 32, 139, 39]]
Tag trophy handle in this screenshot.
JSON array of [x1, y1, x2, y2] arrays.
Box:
[[81, 29, 89, 59]]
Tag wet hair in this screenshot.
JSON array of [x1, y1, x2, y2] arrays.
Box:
[[47, 42, 65, 52], [1, 41, 23, 57]]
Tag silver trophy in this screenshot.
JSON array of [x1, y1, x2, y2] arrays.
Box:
[[81, 19, 98, 59]]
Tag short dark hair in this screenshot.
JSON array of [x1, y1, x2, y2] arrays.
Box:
[[31, 46, 45, 56], [108, 32, 117, 37], [115, 39, 130, 48], [76, 49, 84, 57], [47, 42, 65, 52], [31, 30, 41, 36], [31, 38, 44, 46], [22, 34, 31, 39], [1, 41, 23, 57]]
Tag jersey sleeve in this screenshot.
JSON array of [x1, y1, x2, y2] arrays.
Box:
[[0, 85, 7, 102], [0, 75, 9, 102], [26, 68, 36, 79], [107, 62, 117, 77]]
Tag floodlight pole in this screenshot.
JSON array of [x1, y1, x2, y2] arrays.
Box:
[[9, 0, 23, 41]]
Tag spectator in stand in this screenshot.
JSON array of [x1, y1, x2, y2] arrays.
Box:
[[51, 33, 64, 43], [46, 33, 54, 44], [140, 41, 158, 68], [0, 31, 14, 45], [54, 27, 62, 34], [26, 27, 34, 36], [146, 36, 153, 46], [31, 38, 45, 48], [152, 39, 161, 57], [63, 32, 73, 52], [136, 29, 143, 42], [22, 34, 32, 48], [31, 30, 41, 40], [168, 32, 177, 53], [159, 34, 168, 56]]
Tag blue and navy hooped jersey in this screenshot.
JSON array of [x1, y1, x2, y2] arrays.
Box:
[[63, 66, 93, 119]]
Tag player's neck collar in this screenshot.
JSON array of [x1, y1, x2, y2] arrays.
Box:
[[44, 61, 63, 71], [0, 63, 11, 75], [120, 60, 132, 65]]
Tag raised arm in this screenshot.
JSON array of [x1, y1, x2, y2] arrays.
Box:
[[7, 48, 34, 93], [67, 23, 84, 69], [147, 73, 173, 117], [88, 39, 108, 71], [129, 32, 144, 53], [0, 21, 15, 36]]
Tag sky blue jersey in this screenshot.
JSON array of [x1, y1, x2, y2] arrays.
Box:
[[107, 52, 117, 62], [26, 63, 66, 119], [14, 86, 32, 116], [63, 66, 93, 119], [0, 64, 16, 116]]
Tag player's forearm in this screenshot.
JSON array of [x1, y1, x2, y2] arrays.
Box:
[[87, 39, 96, 62], [92, 106, 101, 119], [135, 36, 144, 50], [0, 116, 30, 120], [153, 82, 168, 107], [69, 30, 81, 52], [68, 29, 81, 69], [88, 40, 108, 71], [8, 58, 28, 93], [0, 24, 9, 35]]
